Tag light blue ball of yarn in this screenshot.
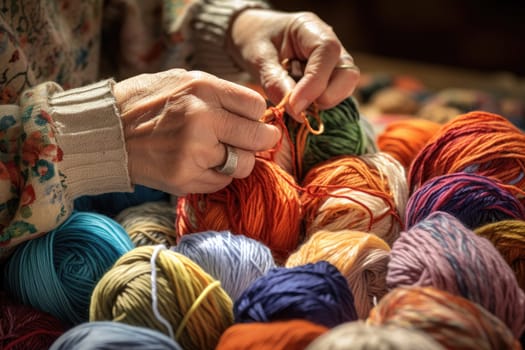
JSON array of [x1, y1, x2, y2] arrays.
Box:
[[4, 211, 134, 326], [173, 230, 276, 301], [50, 321, 183, 350]]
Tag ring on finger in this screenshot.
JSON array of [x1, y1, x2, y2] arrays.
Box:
[[215, 144, 238, 176]]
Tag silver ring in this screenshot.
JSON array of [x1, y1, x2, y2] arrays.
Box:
[[335, 63, 359, 70], [215, 144, 238, 176]]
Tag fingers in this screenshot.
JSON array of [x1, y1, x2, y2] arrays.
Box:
[[213, 76, 268, 121]]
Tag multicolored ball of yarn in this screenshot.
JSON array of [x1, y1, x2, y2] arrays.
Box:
[[405, 172, 525, 229], [305, 321, 444, 350], [115, 201, 176, 247], [286, 97, 377, 179], [176, 158, 302, 263], [216, 320, 328, 350], [173, 230, 276, 301], [369, 87, 420, 115], [376, 118, 441, 169], [475, 220, 525, 291], [387, 211, 525, 337], [49, 321, 182, 350], [286, 230, 390, 319], [89, 245, 233, 350], [0, 295, 65, 350], [3, 211, 134, 325], [368, 286, 520, 350], [234, 261, 358, 328], [408, 111, 525, 201], [301, 152, 407, 245]]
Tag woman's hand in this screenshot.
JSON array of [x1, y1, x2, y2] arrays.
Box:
[[228, 9, 360, 121], [113, 69, 281, 195]]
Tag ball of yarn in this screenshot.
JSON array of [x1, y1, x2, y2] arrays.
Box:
[[377, 118, 441, 169], [369, 87, 420, 115], [50, 321, 182, 350], [74, 184, 169, 217], [286, 230, 390, 319], [305, 321, 444, 350], [176, 158, 302, 263], [216, 320, 328, 350], [387, 211, 525, 337], [475, 220, 525, 291], [0, 296, 65, 350], [287, 97, 377, 179], [234, 261, 358, 328], [90, 245, 233, 350], [422, 88, 501, 117], [405, 172, 525, 229], [4, 211, 134, 325], [368, 286, 520, 350], [115, 201, 176, 247], [173, 230, 275, 301], [408, 111, 525, 201], [301, 152, 407, 245]]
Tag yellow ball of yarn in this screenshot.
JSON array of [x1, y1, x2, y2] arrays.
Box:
[[90, 245, 233, 350]]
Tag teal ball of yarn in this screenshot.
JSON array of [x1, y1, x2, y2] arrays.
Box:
[[3, 211, 134, 326], [173, 230, 276, 301], [288, 97, 377, 178]]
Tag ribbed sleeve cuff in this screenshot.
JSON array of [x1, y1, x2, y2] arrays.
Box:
[[190, 0, 269, 78], [49, 79, 132, 199]]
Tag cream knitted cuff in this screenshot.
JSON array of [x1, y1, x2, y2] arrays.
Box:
[[190, 0, 269, 79], [49, 79, 132, 199]]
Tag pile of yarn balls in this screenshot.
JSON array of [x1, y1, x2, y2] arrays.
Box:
[[1, 77, 525, 350]]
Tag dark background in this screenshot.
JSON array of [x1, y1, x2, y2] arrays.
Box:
[[270, 0, 525, 77]]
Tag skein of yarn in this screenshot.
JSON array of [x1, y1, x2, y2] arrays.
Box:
[[287, 97, 377, 179], [176, 158, 302, 263], [475, 220, 525, 291], [301, 152, 407, 245], [90, 245, 233, 350], [216, 320, 328, 350], [234, 261, 358, 328], [3, 211, 134, 325], [286, 230, 390, 319], [305, 321, 445, 350], [368, 286, 520, 350], [387, 211, 525, 337], [408, 111, 525, 201], [115, 201, 177, 247], [376, 118, 441, 169], [405, 172, 525, 229], [0, 295, 65, 350], [50, 321, 183, 350], [173, 230, 276, 301]]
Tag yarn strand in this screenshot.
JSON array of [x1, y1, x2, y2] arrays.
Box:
[[150, 244, 175, 339]]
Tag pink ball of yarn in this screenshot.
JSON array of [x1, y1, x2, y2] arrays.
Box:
[[387, 211, 525, 337]]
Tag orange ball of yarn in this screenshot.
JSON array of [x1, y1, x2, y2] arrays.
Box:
[[377, 118, 442, 169], [301, 152, 407, 245], [215, 320, 328, 350], [408, 111, 525, 201], [368, 286, 520, 350], [286, 230, 390, 319], [176, 158, 302, 263]]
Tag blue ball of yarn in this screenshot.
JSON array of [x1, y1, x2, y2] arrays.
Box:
[[50, 321, 182, 350], [74, 184, 169, 217], [173, 230, 276, 301], [234, 261, 358, 328], [406, 172, 525, 229], [4, 211, 134, 325]]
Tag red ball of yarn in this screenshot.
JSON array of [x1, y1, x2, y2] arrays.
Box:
[[0, 296, 65, 350], [216, 320, 328, 350], [176, 158, 302, 263]]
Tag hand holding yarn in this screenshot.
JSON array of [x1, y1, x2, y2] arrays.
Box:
[[113, 69, 281, 195], [228, 9, 359, 120]]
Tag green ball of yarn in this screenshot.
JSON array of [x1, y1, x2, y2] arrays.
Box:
[[288, 97, 377, 178], [3, 211, 134, 325]]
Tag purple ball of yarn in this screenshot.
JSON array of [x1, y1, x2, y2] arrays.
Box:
[[234, 261, 358, 328], [405, 172, 525, 229], [388, 211, 525, 337]]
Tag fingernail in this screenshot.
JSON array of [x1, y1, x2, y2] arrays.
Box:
[[293, 98, 309, 116]]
